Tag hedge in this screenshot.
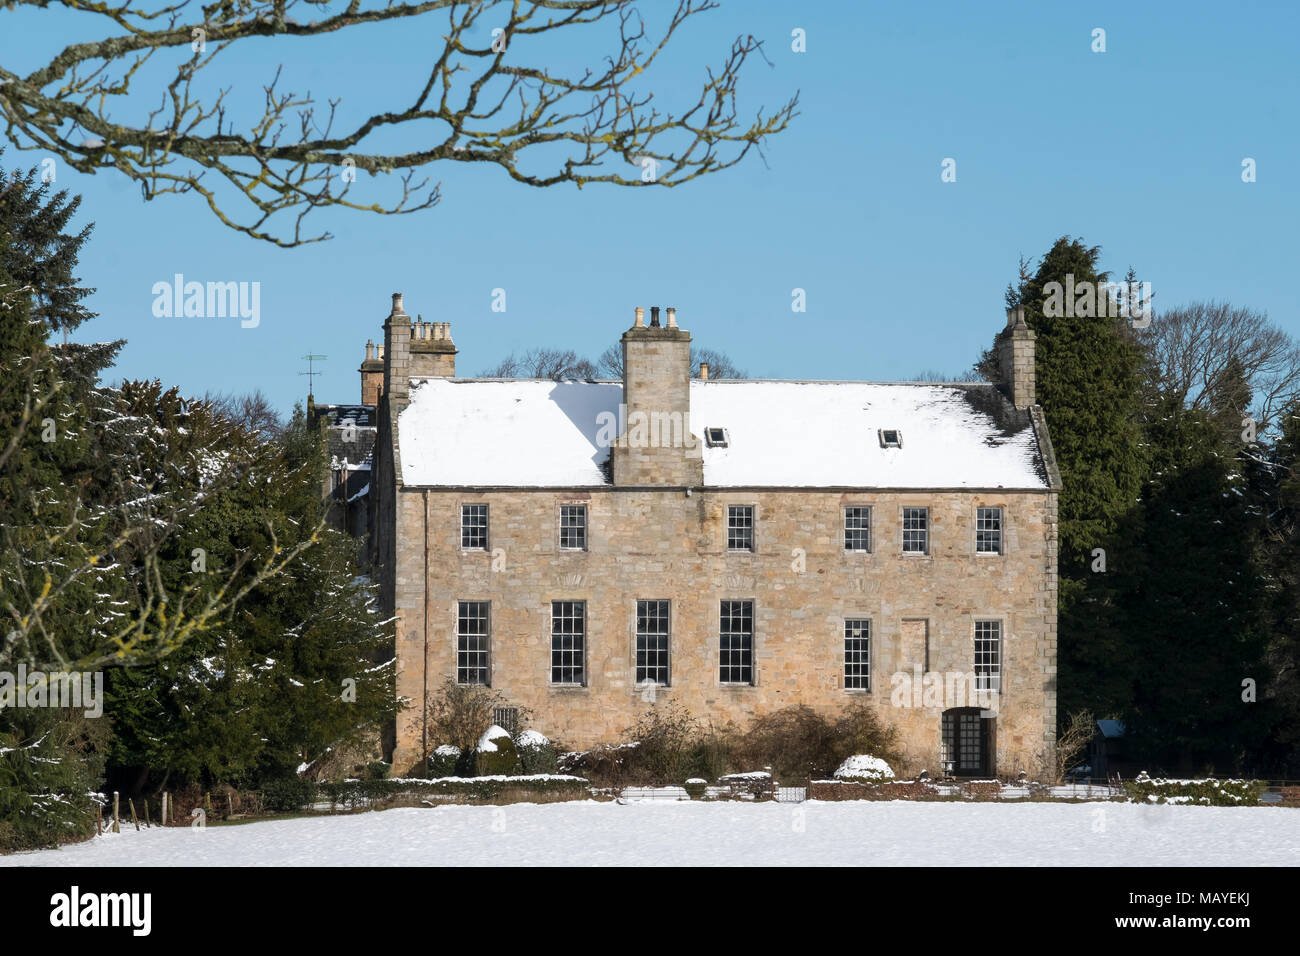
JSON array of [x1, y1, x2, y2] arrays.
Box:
[[1122, 778, 1265, 807], [317, 774, 589, 808]]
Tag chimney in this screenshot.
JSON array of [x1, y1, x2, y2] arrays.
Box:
[[997, 305, 1036, 410], [360, 337, 384, 405], [666, 307, 678, 329], [382, 292, 412, 402], [699, 362, 709, 381], [612, 305, 702, 486], [409, 311, 457, 378]]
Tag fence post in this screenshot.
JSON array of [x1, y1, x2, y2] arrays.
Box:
[[112, 791, 120, 834], [96, 805, 102, 836], [128, 798, 139, 831]]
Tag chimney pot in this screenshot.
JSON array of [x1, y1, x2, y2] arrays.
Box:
[[699, 362, 710, 380], [650, 306, 661, 327], [392, 292, 405, 316], [666, 306, 678, 329], [634, 306, 645, 328]]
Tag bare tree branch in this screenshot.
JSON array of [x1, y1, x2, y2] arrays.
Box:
[[0, 0, 799, 246]]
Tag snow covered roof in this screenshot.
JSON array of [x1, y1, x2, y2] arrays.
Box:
[[397, 378, 1052, 490]]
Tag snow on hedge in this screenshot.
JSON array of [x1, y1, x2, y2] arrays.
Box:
[[516, 730, 549, 748], [476, 725, 510, 753]]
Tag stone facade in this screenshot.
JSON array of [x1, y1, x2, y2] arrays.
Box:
[[389, 486, 1058, 778], [369, 295, 1060, 780]]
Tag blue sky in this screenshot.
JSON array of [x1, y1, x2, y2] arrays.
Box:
[[3, 0, 1297, 414]]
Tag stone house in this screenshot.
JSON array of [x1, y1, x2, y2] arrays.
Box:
[[365, 295, 1061, 779]]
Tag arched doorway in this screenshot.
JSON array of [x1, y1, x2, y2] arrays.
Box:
[[941, 707, 995, 777]]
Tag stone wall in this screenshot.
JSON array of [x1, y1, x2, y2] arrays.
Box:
[[391, 487, 1058, 779]]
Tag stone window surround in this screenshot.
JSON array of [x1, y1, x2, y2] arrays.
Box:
[[557, 501, 589, 552], [633, 598, 671, 687], [900, 505, 931, 556], [718, 597, 757, 686], [973, 617, 1005, 695], [726, 503, 757, 553], [454, 599, 491, 686], [459, 500, 489, 551], [550, 599, 587, 687], [843, 503, 872, 553], [974, 503, 1006, 557], [843, 616, 872, 692]]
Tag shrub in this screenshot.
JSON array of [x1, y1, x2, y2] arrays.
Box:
[[422, 678, 531, 757], [516, 730, 559, 775], [365, 761, 390, 780], [317, 775, 589, 809], [626, 703, 703, 784], [262, 777, 318, 813], [428, 745, 461, 779], [733, 703, 900, 781], [1122, 777, 1265, 807], [834, 755, 895, 783], [475, 725, 523, 776]]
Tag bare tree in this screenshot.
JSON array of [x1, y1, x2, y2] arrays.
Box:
[[1139, 301, 1300, 434], [479, 347, 597, 380], [204, 389, 284, 440], [0, 0, 798, 246], [1055, 710, 1096, 783]]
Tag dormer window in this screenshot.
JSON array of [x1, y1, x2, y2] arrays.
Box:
[[879, 429, 902, 448], [705, 427, 729, 448]]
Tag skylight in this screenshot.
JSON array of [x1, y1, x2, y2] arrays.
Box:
[[879, 429, 902, 448], [706, 427, 729, 448]]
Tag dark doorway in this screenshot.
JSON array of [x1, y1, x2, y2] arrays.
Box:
[[942, 707, 995, 777]]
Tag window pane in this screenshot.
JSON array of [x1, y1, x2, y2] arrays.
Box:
[[844, 619, 870, 690], [902, 507, 928, 554], [457, 601, 490, 685], [719, 600, 754, 684], [728, 506, 754, 551], [635, 599, 670, 685], [461, 504, 488, 550], [844, 507, 871, 552], [974, 620, 1001, 691], [976, 507, 1002, 553], [551, 600, 585, 684], [560, 504, 587, 550]]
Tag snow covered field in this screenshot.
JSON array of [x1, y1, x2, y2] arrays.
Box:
[[4, 800, 1297, 866]]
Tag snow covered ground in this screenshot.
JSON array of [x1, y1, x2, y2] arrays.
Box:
[[4, 801, 1297, 866]]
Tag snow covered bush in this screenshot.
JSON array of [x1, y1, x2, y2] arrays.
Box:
[[684, 778, 708, 800], [833, 755, 895, 783], [516, 730, 559, 775], [475, 725, 523, 776], [1122, 777, 1265, 807], [428, 744, 461, 779]]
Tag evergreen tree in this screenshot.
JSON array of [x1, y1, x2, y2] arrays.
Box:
[[991, 238, 1148, 720], [1121, 394, 1273, 772]]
